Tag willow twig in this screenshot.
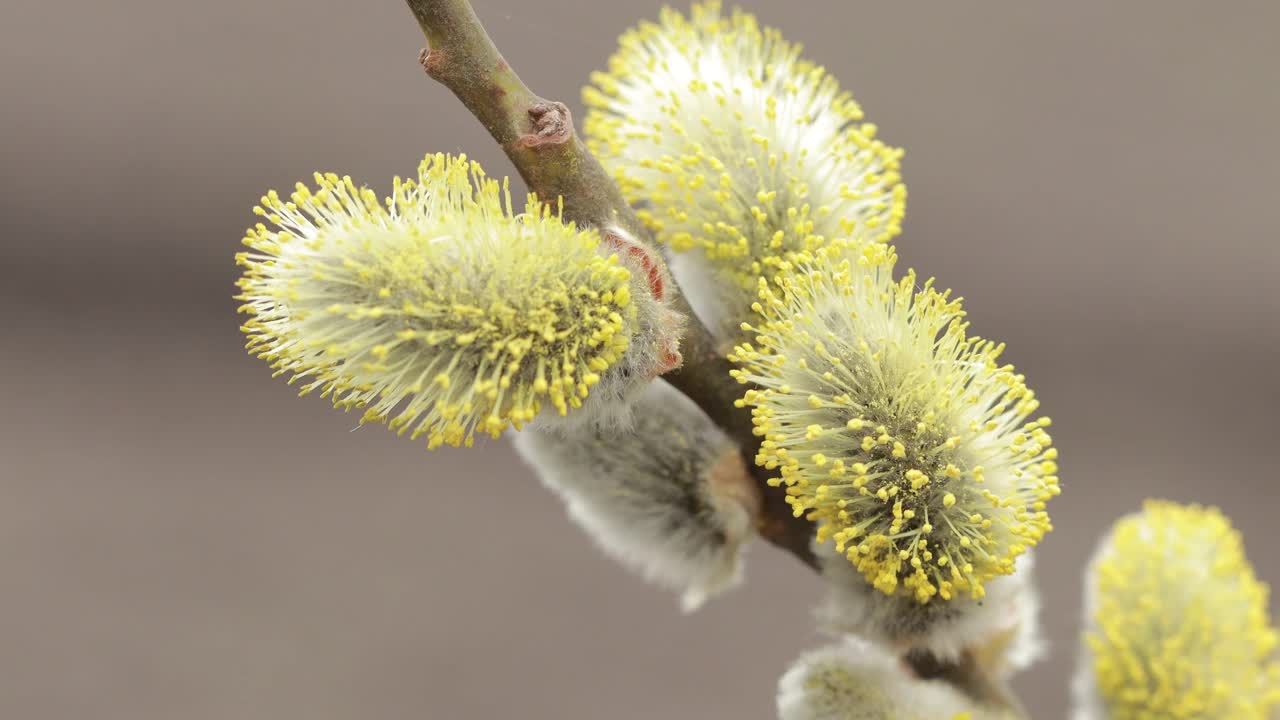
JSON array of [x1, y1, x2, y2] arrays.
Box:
[[400, 1, 1023, 713]]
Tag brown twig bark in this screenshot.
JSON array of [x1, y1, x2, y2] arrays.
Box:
[[401, 0, 1023, 714], [405, 0, 814, 570]]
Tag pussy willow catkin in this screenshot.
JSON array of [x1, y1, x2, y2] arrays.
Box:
[[1078, 501, 1280, 719], [731, 243, 1059, 604], [236, 154, 650, 448], [585, 1, 905, 340]]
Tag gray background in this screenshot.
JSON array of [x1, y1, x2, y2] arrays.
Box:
[[2, 1, 1277, 718]]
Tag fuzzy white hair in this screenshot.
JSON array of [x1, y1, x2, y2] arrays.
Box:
[[814, 540, 1044, 673], [777, 636, 1006, 720], [513, 378, 754, 611]]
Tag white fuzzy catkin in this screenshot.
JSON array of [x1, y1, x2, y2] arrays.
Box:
[[814, 539, 1044, 672], [777, 637, 1012, 720], [584, 1, 906, 346], [236, 155, 682, 447], [731, 244, 1060, 605], [513, 378, 756, 611]]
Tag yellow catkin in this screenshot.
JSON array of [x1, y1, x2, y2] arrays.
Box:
[[235, 153, 634, 448], [729, 243, 1059, 604], [1086, 501, 1280, 719], [584, 1, 906, 331]]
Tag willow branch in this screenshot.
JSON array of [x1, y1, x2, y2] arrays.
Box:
[[405, 0, 813, 569], [401, 1, 1021, 713], [408, 0, 638, 240]]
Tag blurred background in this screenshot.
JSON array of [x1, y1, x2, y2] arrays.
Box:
[[2, 1, 1277, 717]]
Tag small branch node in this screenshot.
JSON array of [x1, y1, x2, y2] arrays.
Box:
[[419, 47, 447, 79], [514, 101, 573, 149]]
